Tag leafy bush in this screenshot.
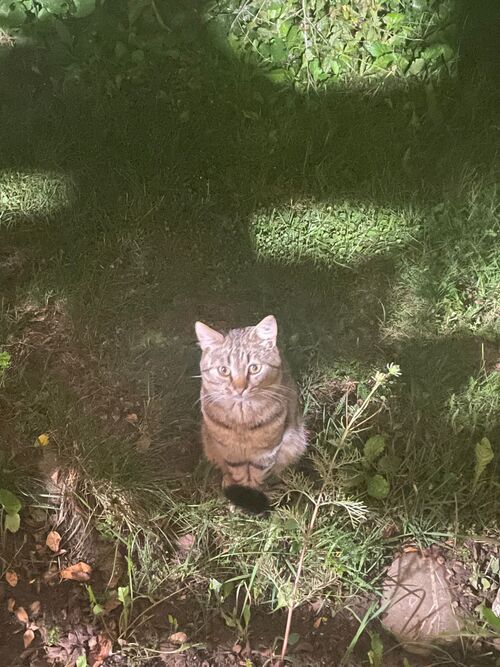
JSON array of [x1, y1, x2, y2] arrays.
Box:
[[0, 0, 458, 93], [210, 0, 457, 88]]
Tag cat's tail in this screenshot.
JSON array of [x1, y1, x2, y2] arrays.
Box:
[[224, 485, 270, 515]]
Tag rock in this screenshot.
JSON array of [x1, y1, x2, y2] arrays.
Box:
[[168, 631, 188, 645], [381, 551, 462, 654]]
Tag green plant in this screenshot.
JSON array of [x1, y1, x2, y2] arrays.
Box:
[[209, 578, 252, 640], [118, 585, 132, 636], [0, 488, 22, 533], [279, 364, 401, 664], [359, 434, 401, 500], [473, 437, 494, 491], [0, 0, 95, 27], [480, 604, 500, 636], [0, 0, 459, 98], [167, 614, 178, 633], [208, 0, 457, 90], [367, 632, 384, 667], [85, 585, 104, 616], [0, 350, 10, 385]]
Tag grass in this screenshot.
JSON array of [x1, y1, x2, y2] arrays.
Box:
[[0, 0, 499, 663]]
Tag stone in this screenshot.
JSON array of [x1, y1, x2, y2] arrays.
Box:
[[381, 552, 462, 654]]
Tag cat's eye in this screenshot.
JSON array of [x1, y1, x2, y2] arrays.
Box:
[[218, 366, 230, 376], [248, 363, 261, 374]]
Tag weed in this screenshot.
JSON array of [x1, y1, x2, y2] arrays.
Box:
[[473, 438, 495, 492], [0, 487, 21, 534], [0, 349, 10, 384], [278, 364, 400, 664], [209, 577, 252, 640], [367, 631, 384, 667]]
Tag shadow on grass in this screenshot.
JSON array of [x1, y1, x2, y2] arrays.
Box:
[[0, 1, 498, 466]]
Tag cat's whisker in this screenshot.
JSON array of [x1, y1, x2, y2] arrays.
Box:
[[201, 391, 227, 406]]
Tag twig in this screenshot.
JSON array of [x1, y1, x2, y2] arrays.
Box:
[[278, 498, 321, 666], [151, 0, 171, 31]]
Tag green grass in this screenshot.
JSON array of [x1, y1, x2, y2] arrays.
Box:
[[251, 201, 421, 266], [0, 0, 499, 663], [0, 170, 75, 225]]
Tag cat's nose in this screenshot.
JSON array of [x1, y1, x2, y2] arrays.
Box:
[[233, 376, 247, 395]]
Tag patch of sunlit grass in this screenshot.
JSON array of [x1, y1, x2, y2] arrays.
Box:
[[250, 200, 421, 267], [0, 170, 75, 226]]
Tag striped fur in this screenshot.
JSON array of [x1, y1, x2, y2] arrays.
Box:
[[195, 315, 307, 511]]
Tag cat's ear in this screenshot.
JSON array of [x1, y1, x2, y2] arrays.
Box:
[[195, 321, 224, 350], [254, 315, 277, 344]]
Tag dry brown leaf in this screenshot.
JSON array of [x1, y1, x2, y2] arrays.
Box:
[[403, 545, 419, 553], [89, 633, 113, 667], [50, 467, 61, 486], [313, 616, 322, 629], [23, 628, 35, 648], [177, 533, 195, 553], [46, 530, 62, 553], [169, 631, 188, 645], [5, 570, 18, 587], [7, 597, 16, 612], [103, 597, 121, 613], [15, 607, 29, 625], [60, 562, 92, 582], [30, 601, 41, 616]]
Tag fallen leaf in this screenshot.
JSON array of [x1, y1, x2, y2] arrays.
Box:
[[15, 607, 29, 625], [37, 433, 50, 447], [169, 631, 188, 645], [6, 570, 18, 587], [30, 601, 41, 616], [23, 628, 35, 648], [177, 533, 195, 554], [7, 598, 16, 612], [103, 597, 121, 613], [125, 413, 138, 424], [60, 562, 92, 582], [46, 530, 62, 552], [313, 616, 322, 629], [89, 633, 113, 667], [50, 468, 61, 486]]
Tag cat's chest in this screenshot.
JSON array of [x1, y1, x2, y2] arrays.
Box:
[[203, 400, 286, 449]]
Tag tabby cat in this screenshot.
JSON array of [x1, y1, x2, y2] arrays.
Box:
[[195, 315, 307, 513]]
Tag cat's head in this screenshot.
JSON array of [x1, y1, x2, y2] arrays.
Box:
[[195, 315, 282, 400]]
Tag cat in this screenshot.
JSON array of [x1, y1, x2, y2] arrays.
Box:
[[195, 315, 307, 514]]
